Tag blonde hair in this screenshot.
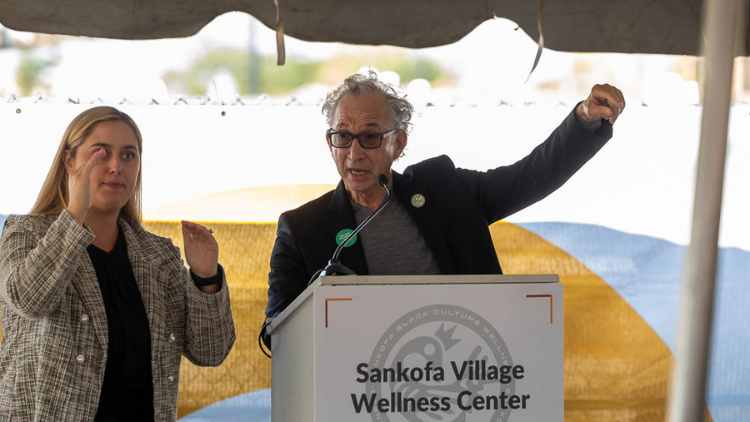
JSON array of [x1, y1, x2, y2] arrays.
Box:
[[31, 106, 144, 225]]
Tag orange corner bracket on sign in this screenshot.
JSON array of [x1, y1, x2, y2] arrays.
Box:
[[325, 297, 353, 328], [526, 294, 554, 325]]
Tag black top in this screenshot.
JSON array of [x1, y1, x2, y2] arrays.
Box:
[[87, 228, 222, 421], [88, 229, 154, 422]]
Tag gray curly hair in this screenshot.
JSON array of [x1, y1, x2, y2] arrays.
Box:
[[322, 71, 414, 132]]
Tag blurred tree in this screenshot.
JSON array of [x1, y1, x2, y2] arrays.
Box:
[[257, 56, 321, 94], [164, 49, 248, 96], [164, 48, 321, 95], [15, 52, 55, 95], [318, 52, 450, 85], [164, 48, 452, 96]]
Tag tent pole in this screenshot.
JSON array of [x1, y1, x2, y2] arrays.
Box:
[[666, 0, 744, 421]]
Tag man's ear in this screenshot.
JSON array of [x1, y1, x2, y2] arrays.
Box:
[[396, 130, 408, 157]]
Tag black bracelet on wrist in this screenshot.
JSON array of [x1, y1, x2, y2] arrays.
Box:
[[190, 265, 223, 288]]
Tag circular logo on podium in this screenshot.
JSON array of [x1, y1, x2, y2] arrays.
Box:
[[364, 304, 514, 422]]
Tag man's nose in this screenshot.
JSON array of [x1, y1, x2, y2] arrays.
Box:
[[347, 137, 367, 158]]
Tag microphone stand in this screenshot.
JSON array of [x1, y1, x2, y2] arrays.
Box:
[[316, 175, 391, 279], [263, 175, 392, 357]]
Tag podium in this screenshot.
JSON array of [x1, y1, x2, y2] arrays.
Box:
[[266, 274, 563, 422]]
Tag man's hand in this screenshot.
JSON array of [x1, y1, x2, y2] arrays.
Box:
[[577, 84, 626, 125]]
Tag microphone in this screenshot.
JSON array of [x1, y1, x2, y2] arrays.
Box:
[[263, 177, 391, 355], [262, 175, 389, 355], [315, 174, 391, 279]]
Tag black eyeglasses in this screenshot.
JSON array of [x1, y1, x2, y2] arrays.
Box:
[[326, 128, 399, 149]]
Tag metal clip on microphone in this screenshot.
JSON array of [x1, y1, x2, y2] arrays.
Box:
[[318, 174, 391, 278]]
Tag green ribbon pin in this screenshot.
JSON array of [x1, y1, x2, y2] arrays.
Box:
[[335, 228, 357, 247]]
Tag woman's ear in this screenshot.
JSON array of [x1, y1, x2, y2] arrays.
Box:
[[63, 150, 75, 173], [63, 150, 75, 175]]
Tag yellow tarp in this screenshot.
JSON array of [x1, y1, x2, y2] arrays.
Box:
[[0, 221, 710, 421]]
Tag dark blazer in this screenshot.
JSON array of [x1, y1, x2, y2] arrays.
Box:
[[265, 108, 612, 325]]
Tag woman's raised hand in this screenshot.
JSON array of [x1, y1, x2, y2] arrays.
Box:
[[66, 147, 106, 224], [181, 221, 219, 279]]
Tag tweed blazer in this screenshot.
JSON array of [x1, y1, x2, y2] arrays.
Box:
[[0, 210, 236, 422]]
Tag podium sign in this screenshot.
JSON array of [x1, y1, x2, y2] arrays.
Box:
[[268, 275, 562, 422]]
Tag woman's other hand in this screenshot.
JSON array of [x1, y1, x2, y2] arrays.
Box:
[[181, 221, 218, 278]]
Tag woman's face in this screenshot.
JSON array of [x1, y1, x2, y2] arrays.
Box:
[[67, 120, 141, 215]]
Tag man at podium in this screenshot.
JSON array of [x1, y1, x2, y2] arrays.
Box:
[[263, 72, 624, 346]]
